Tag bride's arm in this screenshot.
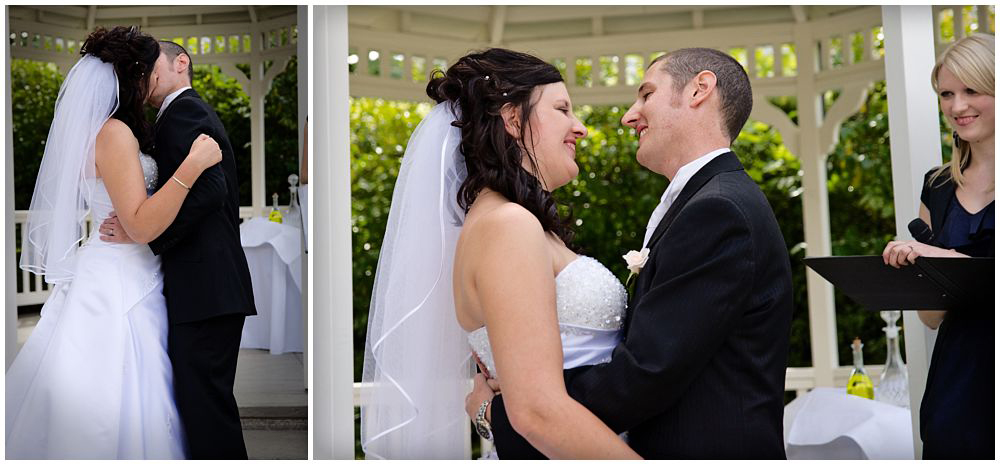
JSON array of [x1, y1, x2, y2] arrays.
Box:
[[472, 205, 640, 459], [96, 119, 219, 244]]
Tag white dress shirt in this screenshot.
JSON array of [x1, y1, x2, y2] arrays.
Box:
[[642, 147, 732, 248], [155, 86, 192, 122]]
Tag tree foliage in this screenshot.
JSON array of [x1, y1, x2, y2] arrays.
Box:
[[11, 55, 299, 210]]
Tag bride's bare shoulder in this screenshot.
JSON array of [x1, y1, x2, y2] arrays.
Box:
[[466, 201, 544, 243], [96, 118, 138, 147]]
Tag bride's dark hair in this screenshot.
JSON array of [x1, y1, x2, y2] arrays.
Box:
[[427, 48, 576, 246], [80, 26, 160, 152]]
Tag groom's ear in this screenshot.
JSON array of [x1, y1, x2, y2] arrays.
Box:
[[688, 70, 717, 109], [500, 103, 522, 140], [174, 53, 191, 78]]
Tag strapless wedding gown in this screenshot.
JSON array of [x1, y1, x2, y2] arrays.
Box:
[[468, 256, 627, 458], [6, 153, 186, 459]]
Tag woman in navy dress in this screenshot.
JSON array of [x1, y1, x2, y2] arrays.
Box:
[[882, 33, 993, 458]]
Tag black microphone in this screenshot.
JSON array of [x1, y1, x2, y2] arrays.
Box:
[[908, 218, 935, 245]]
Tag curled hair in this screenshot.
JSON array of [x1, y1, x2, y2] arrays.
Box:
[[426, 48, 575, 245], [80, 26, 160, 152], [929, 33, 995, 190]]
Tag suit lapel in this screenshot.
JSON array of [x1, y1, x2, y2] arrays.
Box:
[[152, 88, 199, 161], [644, 152, 744, 252], [622, 152, 745, 334], [153, 88, 199, 132]]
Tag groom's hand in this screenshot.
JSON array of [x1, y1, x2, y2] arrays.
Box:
[[99, 211, 135, 244]]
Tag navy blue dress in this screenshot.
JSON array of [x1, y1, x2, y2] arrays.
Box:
[[918, 169, 994, 459]]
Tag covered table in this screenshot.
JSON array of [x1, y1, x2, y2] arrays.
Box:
[[783, 387, 914, 459], [239, 217, 304, 354]]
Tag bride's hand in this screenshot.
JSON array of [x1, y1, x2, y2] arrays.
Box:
[[188, 134, 222, 171], [98, 211, 135, 244]]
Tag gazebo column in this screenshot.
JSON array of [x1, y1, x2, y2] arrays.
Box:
[[882, 5, 942, 458], [297, 3, 309, 391], [5, 8, 18, 369], [222, 53, 290, 218], [794, 23, 839, 387], [249, 55, 267, 217], [314, 5, 355, 459]]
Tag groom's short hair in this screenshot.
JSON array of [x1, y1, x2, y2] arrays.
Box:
[[159, 40, 194, 84], [650, 48, 752, 143]]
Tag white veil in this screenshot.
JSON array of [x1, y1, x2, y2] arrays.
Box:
[[360, 101, 475, 459], [19, 54, 119, 284]]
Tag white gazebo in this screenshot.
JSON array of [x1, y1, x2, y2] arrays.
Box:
[[314, 4, 993, 459], [4, 5, 307, 374]]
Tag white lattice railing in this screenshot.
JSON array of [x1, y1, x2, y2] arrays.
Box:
[[350, 362, 891, 457], [8, 8, 298, 69], [346, 6, 894, 105], [14, 207, 260, 306]]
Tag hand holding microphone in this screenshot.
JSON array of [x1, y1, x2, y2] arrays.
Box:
[[882, 218, 963, 268]]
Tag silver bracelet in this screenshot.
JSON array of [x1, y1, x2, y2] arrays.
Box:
[[475, 398, 493, 441], [171, 175, 191, 190]]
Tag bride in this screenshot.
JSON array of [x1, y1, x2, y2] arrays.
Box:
[[361, 48, 640, 459], [6, 26, 220, 459]]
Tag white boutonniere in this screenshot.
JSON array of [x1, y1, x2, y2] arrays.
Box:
[[622, 247, 650, 289]]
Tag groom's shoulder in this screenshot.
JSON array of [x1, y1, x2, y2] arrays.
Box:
[[161, 94, 213, 125], [172, 92, 210, 112]]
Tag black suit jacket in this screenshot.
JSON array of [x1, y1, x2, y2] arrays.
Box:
[[149, 88, 256, 324], [490, 152, 793, 459]]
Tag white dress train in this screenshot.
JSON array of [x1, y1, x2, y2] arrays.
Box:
[[6, 154, 186, 459]]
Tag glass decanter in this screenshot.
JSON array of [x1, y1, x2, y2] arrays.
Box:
[[285, 174, 302, 229], [875, 310, 910, 408]]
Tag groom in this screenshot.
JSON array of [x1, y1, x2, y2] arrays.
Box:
[[100, 41, 256, 459], [469, 48, 793, 458]]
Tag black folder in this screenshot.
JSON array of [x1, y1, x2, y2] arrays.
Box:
[[803, 256, 994, 311]]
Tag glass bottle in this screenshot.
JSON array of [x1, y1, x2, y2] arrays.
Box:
[[875, 310, 910, 408], [846, 337, 874, 400], [285, 174, 302, 229], [268, 192, 283, 223]]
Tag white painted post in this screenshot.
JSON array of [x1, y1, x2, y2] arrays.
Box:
[[881, 6, 943, 458], [6, 8, 19, 369], [794, 23, 839, 387], [249, 52, 267, 218], [297, 4, 309, 391], [314, 5, 355, 459]]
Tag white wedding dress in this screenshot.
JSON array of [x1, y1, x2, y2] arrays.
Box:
[[468, 255, 627, 380], [468, 255, 627, 459], [6, 153, 186, 459]]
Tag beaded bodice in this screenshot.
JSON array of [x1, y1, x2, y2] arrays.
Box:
[[138, 152, 159, 196], [467, 256, 627, 380], [90, 152, 158, 224]]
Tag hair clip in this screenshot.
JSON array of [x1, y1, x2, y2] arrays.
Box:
[[502, 92, 508, 97], [484, 75, 490, 81]]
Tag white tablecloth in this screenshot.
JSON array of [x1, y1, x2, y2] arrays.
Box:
[[239, 217, 303, 354], [783, 387, 914, 459]]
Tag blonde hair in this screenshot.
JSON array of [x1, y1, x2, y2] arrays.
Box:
[[929, 33, 995, 189]]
